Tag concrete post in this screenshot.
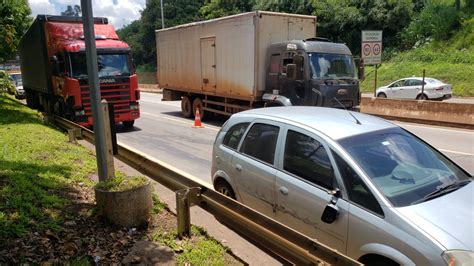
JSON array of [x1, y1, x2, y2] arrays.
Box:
[[101, 100, 115, 180], [176, 187, 201, 238], [81, 0, 112, 181]]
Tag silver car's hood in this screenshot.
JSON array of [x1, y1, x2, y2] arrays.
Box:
[[397, 182, 474, 250]]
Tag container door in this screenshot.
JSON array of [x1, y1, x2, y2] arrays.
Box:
[[200, 38, 216, 93]]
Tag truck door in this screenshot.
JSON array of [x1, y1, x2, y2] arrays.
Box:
[[200, 37, 216, 93], [280, 51, 312, 106]]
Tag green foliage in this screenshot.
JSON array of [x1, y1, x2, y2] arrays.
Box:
[[254, 0, 313, 14], [95, 173, 148, 192], [0, 95, 97, 238], [0, 70, 15, 94], [200, 0, 254, 19], [118, 0, 204, 68], [312, 0, 413, 55], [0, 0, 32, 62], [401, 1, 460, 48]]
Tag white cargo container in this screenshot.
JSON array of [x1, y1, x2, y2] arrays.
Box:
[[157, 11, 361, 118]]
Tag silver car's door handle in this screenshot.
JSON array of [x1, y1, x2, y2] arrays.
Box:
[[235, 164, 242, 172], [279, 186, 288, 195]]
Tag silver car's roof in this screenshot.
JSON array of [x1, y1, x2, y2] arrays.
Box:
[[232, 107, 397, 140]]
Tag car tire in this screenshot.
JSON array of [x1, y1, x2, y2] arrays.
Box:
[[192, 97, 205, 120], [181, 96, 193, 118], [360, 255, 399, 266], [416, 94, 428, 100], [123, 120, 135, 128], [377, 92, 387, 98], [215, 180, 236, 199]]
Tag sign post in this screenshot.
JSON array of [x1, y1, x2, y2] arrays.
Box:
[[361, 31, 383, 97]]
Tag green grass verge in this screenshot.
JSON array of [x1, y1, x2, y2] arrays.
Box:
[[0, 94, 97, 238], [95, 173, 149, 192], [361, 17, 474, 97], [151, 226, 238, 266]]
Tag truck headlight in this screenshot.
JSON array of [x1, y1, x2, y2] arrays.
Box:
[[130, 103, 139, 110], [75, 110, 85, 116], [442, 250, 474, 266]]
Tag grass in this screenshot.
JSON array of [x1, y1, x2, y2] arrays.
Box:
[[0, 94, 97, 238], [95, 172, 149, 192], [151, 226, 239, 266], [0, 94, 240, 264], [361, 17, 474, 96]]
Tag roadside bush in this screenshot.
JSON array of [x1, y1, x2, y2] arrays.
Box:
[[401, 2, 460, 49]]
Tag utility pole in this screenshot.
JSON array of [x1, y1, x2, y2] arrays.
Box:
[[160, 0, 165, 29], [81, 0, 114, 181]]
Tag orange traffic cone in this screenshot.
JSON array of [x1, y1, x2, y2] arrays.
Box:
[[193, 108, 204, 128]]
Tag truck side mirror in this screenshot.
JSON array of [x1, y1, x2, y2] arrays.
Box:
[[50, 56, 60, 76], [286, 64, 297, 80], [357, 58, 365, 80], [293, 55, 304, 80]]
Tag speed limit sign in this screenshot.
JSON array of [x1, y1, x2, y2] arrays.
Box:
[[361, 31, 382, 65]]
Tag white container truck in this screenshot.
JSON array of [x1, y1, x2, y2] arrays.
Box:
[[156, 11, 362, 118]]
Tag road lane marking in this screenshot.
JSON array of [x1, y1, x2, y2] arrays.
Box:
[[141, 99, 180, 107], [439, 149, 474, 156], [396, 122, 474, 135], [142, 111, 220, 131]]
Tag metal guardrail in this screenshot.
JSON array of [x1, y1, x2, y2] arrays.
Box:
[[54, 116, 362, 265]]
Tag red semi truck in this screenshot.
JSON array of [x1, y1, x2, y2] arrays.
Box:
[[19, 15, 140, 127]]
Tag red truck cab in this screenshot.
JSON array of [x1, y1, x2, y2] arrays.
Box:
[[19, 15, 140, 127]]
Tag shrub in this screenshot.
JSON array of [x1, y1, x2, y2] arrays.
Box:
[[401, 2, 460, 49]]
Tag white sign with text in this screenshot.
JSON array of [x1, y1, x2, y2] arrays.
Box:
[[361, 31, 383, 65]]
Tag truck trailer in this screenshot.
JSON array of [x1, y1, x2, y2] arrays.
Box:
[[157, 11, 362, 119], [19, 15, 140, 127]]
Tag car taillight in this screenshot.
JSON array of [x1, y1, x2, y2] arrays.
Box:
[[435, 86, 444, 91]]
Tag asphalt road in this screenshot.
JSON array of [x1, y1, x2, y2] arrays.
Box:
[[117, 92, 474, 188]]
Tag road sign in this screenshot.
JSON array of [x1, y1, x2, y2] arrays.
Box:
[[361, 30, 382, 65]]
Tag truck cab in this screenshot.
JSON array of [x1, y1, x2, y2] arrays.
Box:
[[264, 38, 360, 109]]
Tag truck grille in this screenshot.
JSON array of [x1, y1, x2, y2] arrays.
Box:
[[80, 83, 131, 115]]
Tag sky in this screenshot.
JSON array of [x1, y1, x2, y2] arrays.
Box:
[[28, 0, 147, 29]]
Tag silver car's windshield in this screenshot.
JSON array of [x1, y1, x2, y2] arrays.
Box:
[[338, 127, 471, 207], [308, 53, 356, 79]]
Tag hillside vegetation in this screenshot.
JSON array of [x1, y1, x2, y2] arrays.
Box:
[[361, 4, 474, 96]]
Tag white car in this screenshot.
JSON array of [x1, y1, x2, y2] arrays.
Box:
[[376, 77, 452, 100]]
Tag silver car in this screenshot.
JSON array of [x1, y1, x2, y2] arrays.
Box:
[[211, 107, 473, 265], [376, 77, 452, 100]]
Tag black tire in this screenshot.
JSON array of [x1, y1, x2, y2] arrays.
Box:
[[123, 120, 135, 128], [181, 96, 193, 118], [377, 92, 387, 98], [192, 97, 205, 120], [360, 255, 399, 266], [416, 94, 428, 100], [215, 180, 236, 199]]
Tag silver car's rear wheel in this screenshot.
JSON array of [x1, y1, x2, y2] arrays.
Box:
[[215, 180, 235, 199]]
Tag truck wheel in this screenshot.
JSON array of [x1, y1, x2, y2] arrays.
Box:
[[123, 120, 135, 128], [181, 96, 193, 118], [192, 97, 205, 120]]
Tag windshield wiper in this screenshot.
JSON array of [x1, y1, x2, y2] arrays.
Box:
[[411, 180, 471, 205]]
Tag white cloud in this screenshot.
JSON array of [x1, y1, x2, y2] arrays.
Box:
[[28, 0, 56, 17], [28, 0, 146, 29]]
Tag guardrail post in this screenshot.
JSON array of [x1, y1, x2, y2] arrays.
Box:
[[101, 100, 115, 180], [421, 69, 426, 99], [67, 128, 81, 143], [176, 187, 201, 238]]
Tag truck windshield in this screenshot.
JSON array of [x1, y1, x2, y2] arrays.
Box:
[[309, 53, 356, 79], [69, 53, 131, 78]]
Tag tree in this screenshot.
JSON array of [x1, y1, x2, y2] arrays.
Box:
[[0, 0, 32, 62], [200, 0, 254, 19], [118, 0, 204, 70], [61, 5, 82, 16], [255, 0, 313, 14]]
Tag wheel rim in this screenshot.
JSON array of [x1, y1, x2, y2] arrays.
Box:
[[378, 93, 386, 98], [218, 187, 231, 197], [181, 96, 192, 117]]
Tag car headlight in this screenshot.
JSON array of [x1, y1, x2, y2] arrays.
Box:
[[442, 250, 474, 266]]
